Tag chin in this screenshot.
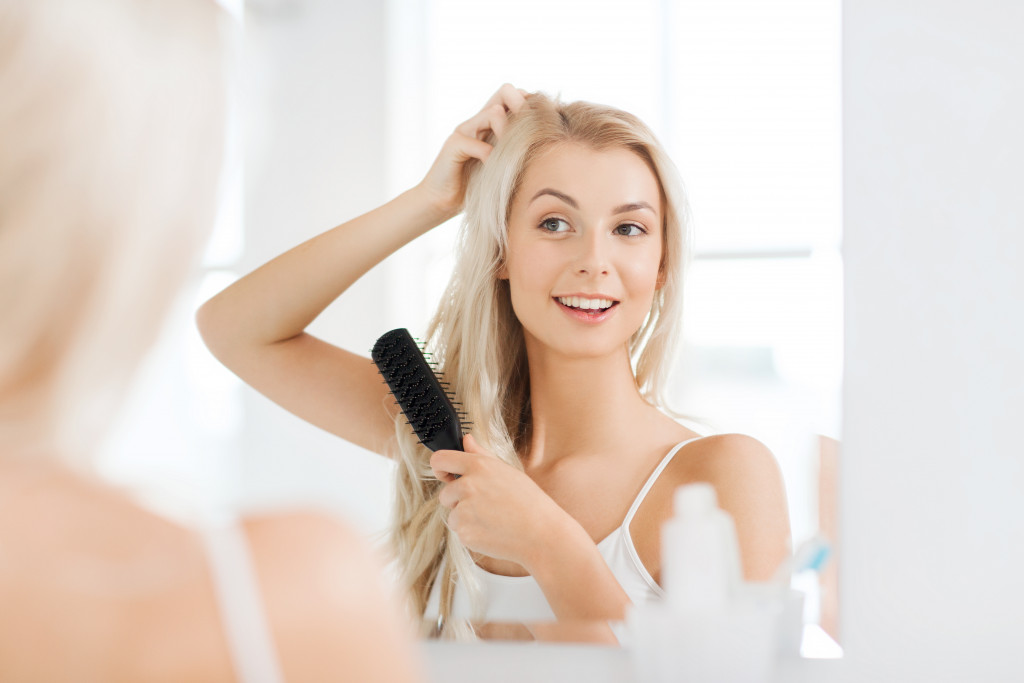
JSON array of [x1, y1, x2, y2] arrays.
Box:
[[515, 301, 649, 361], [530, 327, 637, 362]]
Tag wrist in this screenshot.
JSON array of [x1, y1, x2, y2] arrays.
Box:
[[407, 182, 460, 226], [521, 511, 590, 578]]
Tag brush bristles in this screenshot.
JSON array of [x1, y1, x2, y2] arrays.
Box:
[[371, 328, 465, 452]]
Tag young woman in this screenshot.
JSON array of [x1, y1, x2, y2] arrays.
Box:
[[198, 84, 791, 636], [0, 1, 422, 679]]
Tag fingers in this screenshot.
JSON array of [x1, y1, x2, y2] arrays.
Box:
[[430, 448, 469, 482], [438, 477, 462, 509], [441, 131, 494, 165], [453, 84, 529, 145], [462, 433, 486, 455], [455, 103, 509, 142], [485, 82, 528, 116], [431, 434, 492, 511], [432, 434, 484, 506], [430, 433, 485, 478]]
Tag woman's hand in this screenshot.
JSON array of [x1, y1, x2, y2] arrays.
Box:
[[415, 83, 528, 219], [430, 433, 568, 570], [432, 434, 634, 621]]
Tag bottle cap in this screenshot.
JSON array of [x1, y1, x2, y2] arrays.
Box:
[[674, 482, 718, 518]]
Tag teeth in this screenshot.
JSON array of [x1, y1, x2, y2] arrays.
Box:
[[558, 296, 614, 310]]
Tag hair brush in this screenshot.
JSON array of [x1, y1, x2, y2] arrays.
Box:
[[371, 328, 468, 452]]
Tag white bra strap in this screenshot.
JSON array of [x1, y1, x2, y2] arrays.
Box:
[[621, 436, 705, 529], [200, 517, 284, 683]]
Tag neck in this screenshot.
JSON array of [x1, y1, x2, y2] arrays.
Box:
[[523, 339, 656, 469]]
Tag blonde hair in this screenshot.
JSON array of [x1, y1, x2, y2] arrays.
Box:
[[0, 0, 224, 467], [389, 93, 692, 637]]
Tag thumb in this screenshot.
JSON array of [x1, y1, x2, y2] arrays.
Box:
[[462, 433, 485, 455]]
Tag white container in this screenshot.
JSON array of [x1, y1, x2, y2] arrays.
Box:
[[739, 583, 804, 659], [661, 483, 743, 612], [629, 483, 778, 683], [629, 601, 778, 683]]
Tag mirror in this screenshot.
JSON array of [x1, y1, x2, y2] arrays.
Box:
[[100, 0, 842, 659]]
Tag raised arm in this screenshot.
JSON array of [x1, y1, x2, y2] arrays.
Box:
[[196, 85, 527, 456]]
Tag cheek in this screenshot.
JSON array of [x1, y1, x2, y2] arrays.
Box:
[[506, 242, 558, 292], [503, 248, 543, 320], [504, 245, 573, 333], [623, 249, 664, 295]]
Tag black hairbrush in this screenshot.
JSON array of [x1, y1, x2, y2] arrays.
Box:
[[371, 328, 467, 452]]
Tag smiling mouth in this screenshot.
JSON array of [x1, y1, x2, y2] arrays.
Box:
[[554, 296, 619, 315]]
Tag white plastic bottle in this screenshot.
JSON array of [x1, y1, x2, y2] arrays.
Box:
[[630, 483, 778, 682], [661, 482, 743, 612]]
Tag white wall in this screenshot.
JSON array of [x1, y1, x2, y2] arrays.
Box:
[[840, 1, 1024, 680]]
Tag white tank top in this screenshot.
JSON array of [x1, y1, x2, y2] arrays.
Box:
[[424, 437, 702, 622]]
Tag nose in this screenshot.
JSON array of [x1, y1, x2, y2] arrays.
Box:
[[574, 230, 610, 277]]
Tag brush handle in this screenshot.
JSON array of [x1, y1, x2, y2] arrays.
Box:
[[371, 328, 464, 452]]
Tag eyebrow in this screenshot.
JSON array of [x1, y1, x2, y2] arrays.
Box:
[[530, 188, 578, 209], [529, 188, 656, 215], [611, 201, 656, 215]]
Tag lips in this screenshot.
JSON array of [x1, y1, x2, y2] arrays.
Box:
[[553, 295, 619, 322]]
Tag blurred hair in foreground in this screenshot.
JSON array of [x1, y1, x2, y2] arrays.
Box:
[[0, 0, 223, 466], [0, 2, 423, 681]]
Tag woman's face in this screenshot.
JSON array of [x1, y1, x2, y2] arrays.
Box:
[[502, 142, 664, 360]]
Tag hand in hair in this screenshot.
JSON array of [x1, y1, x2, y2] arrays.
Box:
[[416, 83, 528, 219], [431, 434, 571, 571]]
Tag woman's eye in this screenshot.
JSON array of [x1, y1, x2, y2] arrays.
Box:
[[614, 223, 646, 237], [540, 217, 570, 233]]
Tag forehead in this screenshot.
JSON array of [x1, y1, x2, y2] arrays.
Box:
[[514, 142, 662, 212]]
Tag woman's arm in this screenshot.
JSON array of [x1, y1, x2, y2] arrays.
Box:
[[196, 188, 451, 455], [196, 85, 526, 456], [525, 516, 635, 621], [685, 434, 791, 581]]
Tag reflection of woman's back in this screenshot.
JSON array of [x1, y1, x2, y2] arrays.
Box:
[[0, 1, 421, 679], [199, 86, 792, 639]]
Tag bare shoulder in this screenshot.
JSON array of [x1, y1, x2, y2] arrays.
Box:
[[0, 466, 234, 681], [665, 433, 792, 580], [669, 433, 782, 483], [244, 512, 386, 594], [0, 462, 204, 566], [244, 512, 424, 682], [665, 433, 787, 518]]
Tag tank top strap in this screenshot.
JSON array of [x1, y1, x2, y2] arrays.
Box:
[[200, 515, 284, 683], [621, 436, 705, 529]]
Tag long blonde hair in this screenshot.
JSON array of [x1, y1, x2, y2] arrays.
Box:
[[0, 0, 224, 468], [389, 93, 691, 636]]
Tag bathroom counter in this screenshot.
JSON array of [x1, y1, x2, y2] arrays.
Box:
[[421, 624, 840, 682], [423, 640, 632, 683]]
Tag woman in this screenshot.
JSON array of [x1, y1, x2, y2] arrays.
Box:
[[198, 85, 791, 637], [0, 0, 422, 679]]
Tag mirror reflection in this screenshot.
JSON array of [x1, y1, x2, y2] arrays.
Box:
[[95, 0, 841, 674], [202, 77, 796, 630]]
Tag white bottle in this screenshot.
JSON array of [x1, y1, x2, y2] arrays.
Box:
[[661, 483, 743, 612], [630, 483, 777, 683]]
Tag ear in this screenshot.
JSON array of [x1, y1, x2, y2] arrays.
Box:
[[497, 260, 509, 280]]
